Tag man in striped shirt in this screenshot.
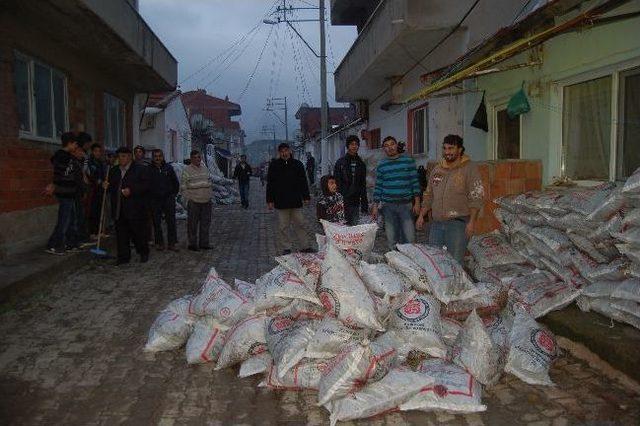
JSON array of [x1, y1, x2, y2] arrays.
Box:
[[371, 136, 421, 250]]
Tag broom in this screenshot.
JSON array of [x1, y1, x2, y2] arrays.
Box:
[[90, 173, 112, 257]]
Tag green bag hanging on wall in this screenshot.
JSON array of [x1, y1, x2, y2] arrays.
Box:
[[507, 81, 531, 119]]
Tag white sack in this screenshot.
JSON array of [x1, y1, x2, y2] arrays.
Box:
[[259, 358, 329, 390], [239, 352, 273, 378], [384, 251, 431, 291], [306, 317, 369, 359], [216, 315, 268, 369], [185, 316, 226, 364], [468, 231, 526, 268], [357, 261, 407, 297], [275, 252, 324, 289], [321, 220, 378, 262], [266, 316, 317, 378]]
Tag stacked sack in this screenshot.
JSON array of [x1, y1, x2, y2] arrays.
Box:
[[482, 167, 640, 329], [144, 220, 561, 425]]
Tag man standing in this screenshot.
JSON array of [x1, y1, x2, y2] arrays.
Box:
[[150, 149, 180, 251], [182, 150, 213, 251], [133, 145, 152, 242], [134, 145, 151, 166], [266, 143, 312, 255], [333, 135, 368, 225], [45, 132, 82, 255], [87, 143, 107, 237], [417, 134, 485, 263], [306, 154, 316, 185], [371, 136, 421, 250], [105, 147, 150, 265], [233, 154, 252, 209]]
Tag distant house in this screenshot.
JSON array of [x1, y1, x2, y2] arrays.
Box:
[[181, 89, 245, 175], [0, 0, 177, 257], [139, 91, 192, 163], [294, 104, 357, 173]]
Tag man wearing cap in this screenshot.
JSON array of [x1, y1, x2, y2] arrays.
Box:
[[416, 134, 485, 263], [333, 135, 368, 225], [104, 147, 151, 265], [266, 143, 312, 255]]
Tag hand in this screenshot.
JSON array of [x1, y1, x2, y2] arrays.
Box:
[[416, 215, 425, 230], [267, 202, 274, 210], [102, 181, 109, 190], [121, 188, 131, 197], [43, 183, 55, 196], [304, 199, 310, 206], [370, 205, 378, 221], [465, 220, 475, 238], [412, 202, 421, 216]]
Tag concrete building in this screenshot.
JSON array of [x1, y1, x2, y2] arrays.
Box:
[[180, 90, 245, 176], [332, 0, 640, 184], [0, 0, 177, 258], [139, 91, 192, 163]]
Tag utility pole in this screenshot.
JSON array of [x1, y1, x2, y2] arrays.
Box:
[[319, 0, 328, 175], [265, 96, 288, 142], [264, 0, 328, 175]]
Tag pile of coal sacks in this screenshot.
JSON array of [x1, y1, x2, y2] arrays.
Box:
[[144, 220, 563, 425], [479, 167, 640, 329]]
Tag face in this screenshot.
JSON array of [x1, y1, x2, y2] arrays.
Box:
[[92, 147, 103, 159], [191, 153, 202, 167], [118, 152, 132, 167], [327, 179, 338, 193], [279, 147, 291, 160], [443, 143, 463, 163], [134, 148, 145, 161], [347, 141, 359, 155], [382, 139, 398, 157], [107, 154, 115, 165], [240, 156, 246, 162], [153, 151, 164, 165]]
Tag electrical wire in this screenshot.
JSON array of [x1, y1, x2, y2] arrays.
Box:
[[288, 24, 312, 104], [237, 25, 275, 101]]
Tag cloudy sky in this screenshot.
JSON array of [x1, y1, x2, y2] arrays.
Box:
[[139, 0, 357, 144]]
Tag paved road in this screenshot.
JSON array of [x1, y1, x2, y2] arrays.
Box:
[[1, 181, 639, 425]]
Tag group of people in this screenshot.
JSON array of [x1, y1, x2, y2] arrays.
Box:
[[46, 131, 222, 265], [268, 134, 485, 263]]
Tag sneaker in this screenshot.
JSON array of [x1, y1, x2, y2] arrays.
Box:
[[65, 246, 83, 253], [79, 241, 96, 248], [168, 245, 179, 252], [45, 247, 65, 256], [188, 246, 200, 252]]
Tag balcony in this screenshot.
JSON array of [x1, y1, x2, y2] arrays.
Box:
[[333, 0, 477, 102], [6, 0, 177, 92]]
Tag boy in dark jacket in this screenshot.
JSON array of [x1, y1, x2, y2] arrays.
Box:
[[46, 133, 82, 255], [149, 149, 180, 251], [233, 154, 252, 209], [333, 135, 368, 225], [266, 143, 312, 254], [316, 175, 346, 225]]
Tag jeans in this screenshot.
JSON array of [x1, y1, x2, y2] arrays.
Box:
[[276, 208, 309, 252], [428, 218, 469, 264], [187, 200, 212, 248], [239, 181, 250, 208], [152, 195, 178, 246], [344, 203, 360, 226], [381, 202, 415, 250], [47, 197, 78, 250]]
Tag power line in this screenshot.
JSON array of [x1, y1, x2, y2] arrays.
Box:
[[237, 25, 275, 101], [287, 24, 311, 104]]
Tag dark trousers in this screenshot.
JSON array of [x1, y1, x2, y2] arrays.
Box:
[[71, 195, 89, 243], [344, 203, 361, 226], [187, 200, 212, 248], [239, 181, 250, 208], [115, 214, 149, 262], [47, 197, 78, 250], [152, 195, 177, 246], [88, 187, 103, 235]]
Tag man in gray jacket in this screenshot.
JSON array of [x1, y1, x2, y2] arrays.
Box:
[[182, 150, 213, 251]]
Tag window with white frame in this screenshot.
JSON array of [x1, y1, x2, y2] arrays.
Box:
[[104, 93, 125, 149], [495, 107, 521, 159], [562, 65, 640, 181], [14, 53, 68, 141], [412, 106, 428, 155]]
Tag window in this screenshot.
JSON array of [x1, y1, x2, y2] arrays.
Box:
[[367, 128, 381, 149], [617, 66, 640, 179], [14, 53, 68, 141], [496, 108, 520, 159], [563, 76, 612, 181], [411, 106, 428, 155], [104, 93, 125, 149]]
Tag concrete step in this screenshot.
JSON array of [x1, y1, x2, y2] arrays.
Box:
[[542, 304, 640, 382]]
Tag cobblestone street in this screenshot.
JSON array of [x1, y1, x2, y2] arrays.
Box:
[[1, 181, 639, 425]]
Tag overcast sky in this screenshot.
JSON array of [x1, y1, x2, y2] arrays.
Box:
[[139, 0, 357, 144]]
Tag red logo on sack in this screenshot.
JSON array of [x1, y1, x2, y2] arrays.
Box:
[[480, 236, 500, 248], [433, 385, 449, 398], [219, 307, 231, 318], [317, 288, 339, 316], [268, 317, 294, 334], [395, 297, 429, 322], [536, 330, 555, 353]]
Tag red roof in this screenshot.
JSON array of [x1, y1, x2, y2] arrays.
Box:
[[146, 91, 181, 109], [181, 89, 242, 132], [295, 105, 356, 139]]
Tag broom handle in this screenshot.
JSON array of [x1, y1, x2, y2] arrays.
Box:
[[95, 172, 109, 250]]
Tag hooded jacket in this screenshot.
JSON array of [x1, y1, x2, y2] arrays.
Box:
[[51, 149, 82, 198], [333, 153, 368, 208], [422, 155, 485, 222], [266, 157, 310, 209]]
